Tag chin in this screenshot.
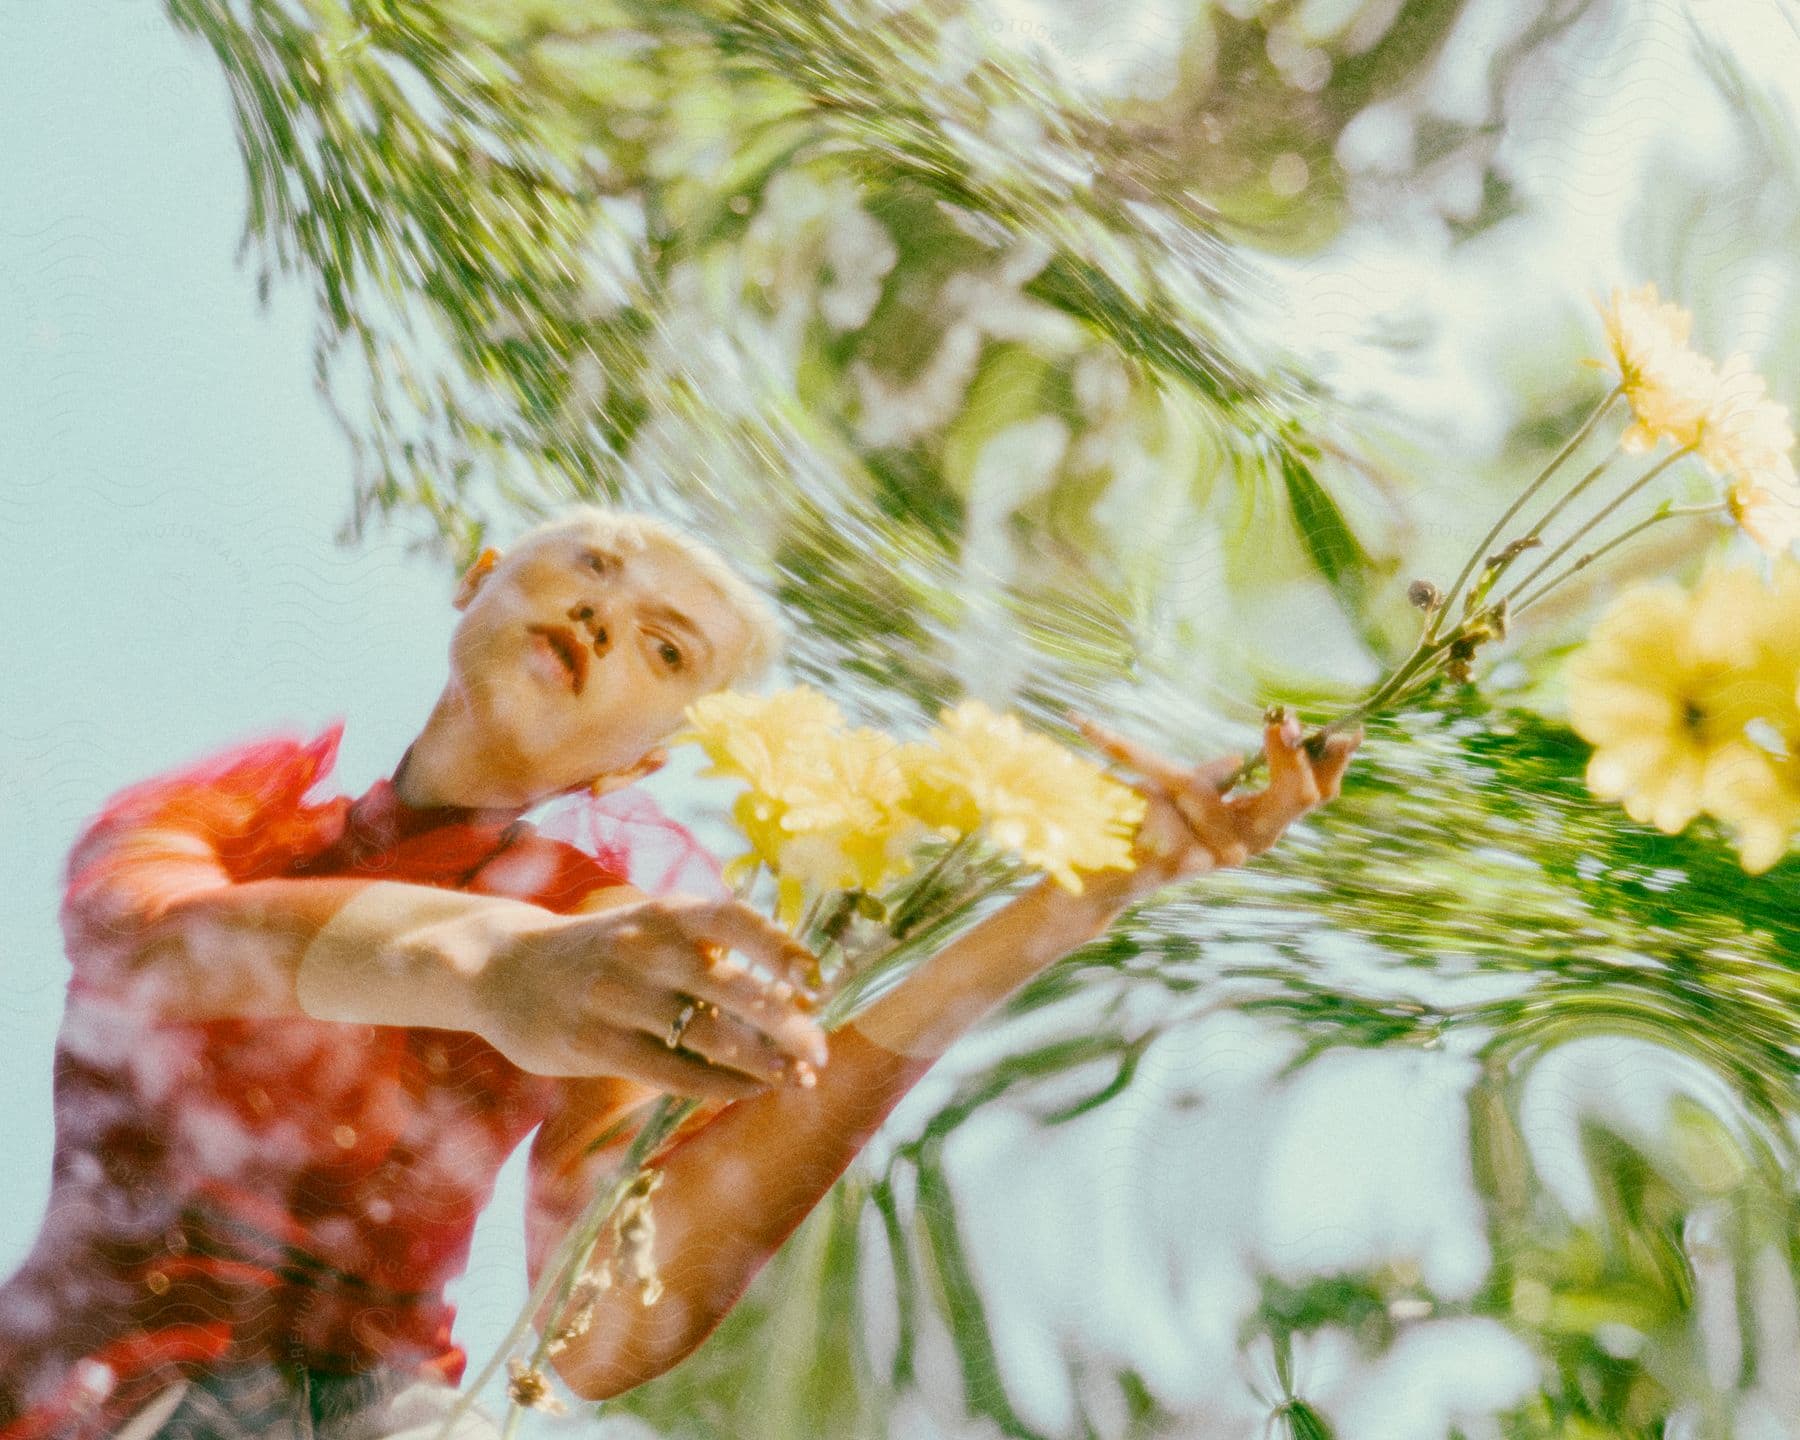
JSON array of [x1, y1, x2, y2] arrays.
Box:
[[454, 678, 557, 773]]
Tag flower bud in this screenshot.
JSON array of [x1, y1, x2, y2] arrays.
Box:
[[1407, 579, 1443, 611], [1485, 536, 1541, 568]]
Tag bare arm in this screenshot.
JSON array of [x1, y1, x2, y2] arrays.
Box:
[[535, 717, 1358, 1400], [530, 875, 1132, 1399], [63, 813, 826, 1100], [75, 861, 546, 1029], [57, 804, 526, 1025]]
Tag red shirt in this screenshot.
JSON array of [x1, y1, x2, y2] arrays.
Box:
[[0, 723, 721, 1437]]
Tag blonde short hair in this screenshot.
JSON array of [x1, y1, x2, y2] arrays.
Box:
[[507, 506, 784, 688]]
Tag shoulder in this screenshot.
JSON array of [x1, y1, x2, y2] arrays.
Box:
[[66, 721, 352, 881]]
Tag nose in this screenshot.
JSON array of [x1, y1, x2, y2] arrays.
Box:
[[567, 603, 611, 655]]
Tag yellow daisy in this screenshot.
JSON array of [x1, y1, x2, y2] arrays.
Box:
[[684, 686, 920, 920], [1731, 472, 1800, 558], [1567, 565, 1800, 872], [1595, 284, 1716, 455], [901, 701, 1146, 892], [1698, 354, 1800, 557], [759, 722, 921, 906], [682, 686, 847, 794]]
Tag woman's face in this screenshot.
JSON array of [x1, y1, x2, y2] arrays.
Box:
[[447, 530, 752, 801]]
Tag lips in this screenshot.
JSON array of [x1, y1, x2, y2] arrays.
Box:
[[527, 624, 589, 694]]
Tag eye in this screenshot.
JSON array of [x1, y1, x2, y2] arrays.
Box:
[[584, 549, 613, 578], [656, 639, 685, 672]]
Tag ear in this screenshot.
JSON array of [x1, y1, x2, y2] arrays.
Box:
[[452, 547, 501, 612], [588, 748, 669, 798]]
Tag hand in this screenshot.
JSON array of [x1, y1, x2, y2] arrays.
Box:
[[469, 895, 827, 1101], [1077, 711, 1360, 901]]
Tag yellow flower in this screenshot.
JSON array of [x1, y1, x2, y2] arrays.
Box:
[[1730, 472, 1800, 558], [1566, 564, 1800, 872], [683, 686, 920, 921], [1596, 284, 1715, 455], [901, 700, 1147, 892], [682, 685, 847, 794], [754, 723, 921, 914], [1698, 354, 1800, 557], [1701, 741, 1800, 874]]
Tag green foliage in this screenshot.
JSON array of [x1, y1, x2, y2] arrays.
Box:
[[166, 0, 1441, 729]]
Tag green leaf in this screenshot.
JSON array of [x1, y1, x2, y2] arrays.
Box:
[[1278, 442, 1370, 601]]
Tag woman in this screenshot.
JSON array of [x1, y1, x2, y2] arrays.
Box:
[[0, 508, 1356, 1437]]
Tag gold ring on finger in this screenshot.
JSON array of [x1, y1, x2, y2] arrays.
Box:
[[665, 999, 699, 1050]]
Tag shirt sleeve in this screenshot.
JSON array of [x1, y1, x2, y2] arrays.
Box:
[[59, 722, 350, 975]]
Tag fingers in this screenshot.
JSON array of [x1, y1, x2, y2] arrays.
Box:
[[586, 1029, 767, 1103], [1085, 708, 1359, 877], [1079, 715, 1248, 864], [1132, 801, 1200, 873], [583, 978, 796, 1087], [1265, 714, 1320, 807], [661, 898, 821, 1001], [1074, 716, 1191, 794], [569, 896, 829, 1071], [653, 899, 828, 1067], [679, 961, 829, 1069], [675, 1002, 800, 1086], [1236, 715, 1317, 852], [1236, 719, 1361, 853], [1165, 786, 1248, 869], [1195, 754, 1245, 794], [1312, 727, 1361, 800]]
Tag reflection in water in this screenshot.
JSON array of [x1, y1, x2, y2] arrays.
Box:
[[102, 0, 1800, 1433]]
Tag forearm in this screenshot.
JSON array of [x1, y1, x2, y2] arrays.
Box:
[[546, 872, 1132, 1399], [545, 1025, 930, 1399], [127, 877, 546, 1028], [852, 869, 1133, 1060]]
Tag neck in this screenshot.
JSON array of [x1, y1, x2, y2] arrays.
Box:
[[395, 686, 544, 812]]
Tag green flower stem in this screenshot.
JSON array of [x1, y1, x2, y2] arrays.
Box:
[[888, 833, 979, 940], [1213, 397, 1624, 794], [1511, 455, 1613, 559], [1209, 433, 1684, 792], [1213, 624, 1459, 793], [1438, 452, 1616, 619], [1501, 445, 1698, 608], [803, 891, 862, 980], [795, 891, 828, 942], [1337, 633, 1455, 721], [1357, 450, 1695, 725], [823, 865, 1022, 1031], [731, 860, 764, 903], [437, 1094, 702, 1440], [1509, 502, 1728, 619], [1431, 386, 1622, 640]]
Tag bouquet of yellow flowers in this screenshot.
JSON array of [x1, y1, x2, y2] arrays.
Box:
[[1551, 286, 1800, 874], [475, 695, 1147, 1429], [681, 688, 1145, 1015]]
